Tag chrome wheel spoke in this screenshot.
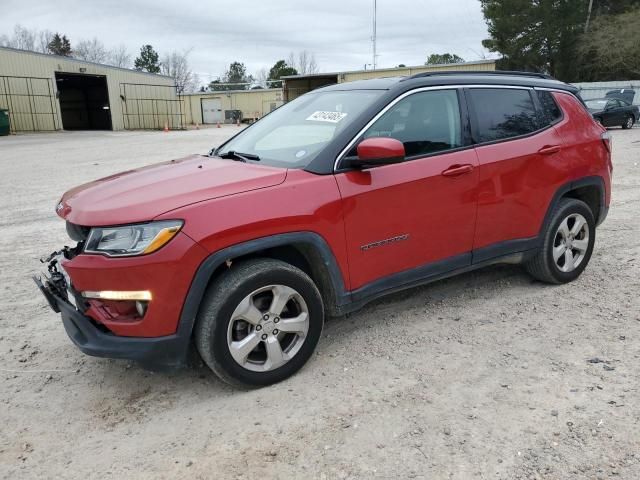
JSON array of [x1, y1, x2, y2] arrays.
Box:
[[232, 295, 263, 325], [553, 244, 567, 262], [572, 238, 588, 253], [264, 336, 287, 370], [229, 332, 261, 365], [277, 312, 308, 334], [558, 218, 571, 238], [563, 249, 575, 271], [269, 285, 295, 315], [570, 216, 586, 236]]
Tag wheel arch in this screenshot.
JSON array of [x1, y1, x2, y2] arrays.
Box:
[[540, 176, 606, 238], [176, 232, 350, 341]]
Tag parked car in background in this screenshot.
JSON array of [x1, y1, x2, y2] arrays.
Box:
[[35, 72, 612, 387], [585, 97, 638, 129]]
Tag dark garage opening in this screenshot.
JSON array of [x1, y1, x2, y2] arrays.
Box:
[[55, 72, 112, 130]]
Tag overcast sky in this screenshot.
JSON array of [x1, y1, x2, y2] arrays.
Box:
[[1, 0, 492, 82]]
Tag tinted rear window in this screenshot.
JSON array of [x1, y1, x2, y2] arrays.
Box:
[[469, 88, 539, 143], [537, 90, 562, 125]]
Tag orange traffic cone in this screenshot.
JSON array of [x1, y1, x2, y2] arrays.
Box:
[[163, 121, 169, 133], [216, 121, 221, 129]]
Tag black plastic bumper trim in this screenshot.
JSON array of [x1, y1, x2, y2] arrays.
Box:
[[34, 277, 190, 368]]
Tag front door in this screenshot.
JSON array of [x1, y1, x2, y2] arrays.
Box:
[[335, 89, 479, 292]]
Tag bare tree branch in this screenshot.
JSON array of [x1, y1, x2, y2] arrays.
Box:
[[74, 38, 108, 63], [108, 45, 131, 68], [161, 49, 198, 93]]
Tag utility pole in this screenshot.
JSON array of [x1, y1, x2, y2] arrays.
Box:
[[372, 0, 377, 70], [585, 0, 594, 32]]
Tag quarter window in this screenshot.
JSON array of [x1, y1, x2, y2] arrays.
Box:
[[358, 89, 463, 158], [536, 90, 562, 125], [469, 88, 539, 143]]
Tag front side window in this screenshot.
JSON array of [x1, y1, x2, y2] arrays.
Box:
[[216, 90, 384, 169], [354, 89, 463, 158], [469, 88, 539, 143]]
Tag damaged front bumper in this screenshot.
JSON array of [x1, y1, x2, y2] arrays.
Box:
[[33, 248, 191, 369]]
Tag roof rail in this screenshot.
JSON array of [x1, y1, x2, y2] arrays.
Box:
[[402, 70, 554, 81]]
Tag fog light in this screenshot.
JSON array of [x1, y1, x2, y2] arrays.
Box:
[[82, 290, 152, 301]]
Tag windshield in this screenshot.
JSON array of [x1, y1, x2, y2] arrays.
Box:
[[585, 99, 608, 110], [215, 90, 385, 168]]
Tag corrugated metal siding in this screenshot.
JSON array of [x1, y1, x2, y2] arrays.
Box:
[[181, 89, 283, 124], [0, 47, 176, 131], [572, 80, 640, 105], [0, 75, 57, 131]]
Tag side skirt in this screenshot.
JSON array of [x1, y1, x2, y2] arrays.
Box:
[[336, 240, 538, 316]]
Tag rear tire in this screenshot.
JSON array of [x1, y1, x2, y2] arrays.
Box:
[[195, 258, 324, 388], [525, 198, 596, 284], [622, 115, 634, 129]]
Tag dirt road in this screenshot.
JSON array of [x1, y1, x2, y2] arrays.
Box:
[[1, 126, 638, 479]]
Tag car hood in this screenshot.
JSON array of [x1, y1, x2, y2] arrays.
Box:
[[58, 155, 287, 226]]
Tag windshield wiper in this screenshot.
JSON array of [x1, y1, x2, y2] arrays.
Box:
[[218, 150, 260, 162]]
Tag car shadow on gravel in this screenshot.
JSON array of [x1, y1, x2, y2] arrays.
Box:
[[80, 263, 542, 397]]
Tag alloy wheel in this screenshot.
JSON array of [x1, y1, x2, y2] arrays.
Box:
[[226, 285, 309, 372], [552, 213, 590, 273]]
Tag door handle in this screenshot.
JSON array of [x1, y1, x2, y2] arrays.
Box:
[[538, 145, 561, 155], [441, 164, 474, 177]]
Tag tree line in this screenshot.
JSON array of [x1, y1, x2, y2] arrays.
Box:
[[480, 0, 640, 81], [0, 24, 320, 93]]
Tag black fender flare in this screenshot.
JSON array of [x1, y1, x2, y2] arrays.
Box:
[[539, 176, 607, 236], [175, 231, 350, 341]]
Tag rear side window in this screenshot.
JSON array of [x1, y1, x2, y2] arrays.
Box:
[[536, 90, 562, 125], [468, 88, 539, 143]]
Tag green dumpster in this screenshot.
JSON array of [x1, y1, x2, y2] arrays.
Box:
[[0, 109, 9, 136]]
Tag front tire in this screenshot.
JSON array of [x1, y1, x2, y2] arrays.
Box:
[[622, 115, 634, 129], [525, 198, 596, 284], [195, 258, 324, 387]]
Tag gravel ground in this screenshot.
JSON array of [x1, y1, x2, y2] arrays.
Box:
[[0, 126, 638, 480]]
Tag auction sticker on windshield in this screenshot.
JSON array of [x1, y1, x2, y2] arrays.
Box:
[[306, 111, 348, 123]]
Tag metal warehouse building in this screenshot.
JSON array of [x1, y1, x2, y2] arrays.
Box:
[[0, 46, 181, 133], [181, 88, 284, 126], [182, 60, 497, 126], [282, 59, 497, 101]]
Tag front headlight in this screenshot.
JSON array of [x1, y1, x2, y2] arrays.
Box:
[[84, 220, 183, 257]]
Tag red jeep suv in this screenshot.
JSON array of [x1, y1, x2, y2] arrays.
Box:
[[35, 72, 612, 387]]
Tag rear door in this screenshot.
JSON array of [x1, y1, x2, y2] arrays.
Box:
[[335, 88, 479, 291], [466, 87, 566, 261]]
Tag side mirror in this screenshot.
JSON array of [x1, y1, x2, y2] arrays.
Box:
[[343, 137, 405, 169]]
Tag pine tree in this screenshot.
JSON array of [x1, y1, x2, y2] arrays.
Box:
[[134, 45, 160, 73], [47, 33, 72, 56]]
